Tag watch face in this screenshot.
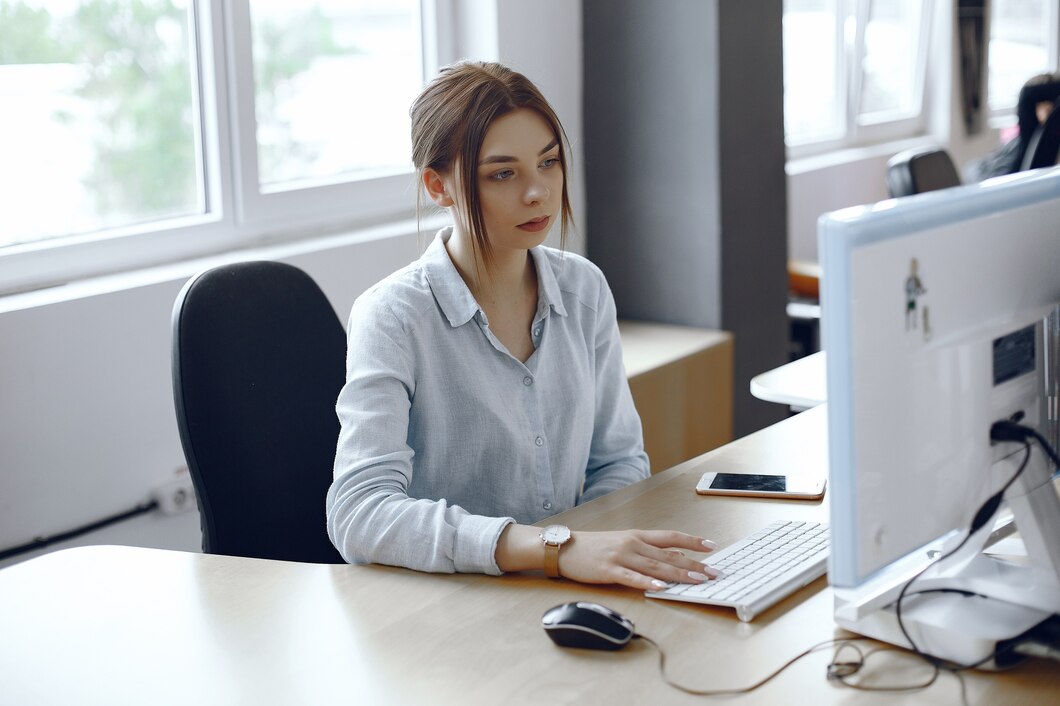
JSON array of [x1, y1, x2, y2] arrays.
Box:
[[542, 525, 571, 544]]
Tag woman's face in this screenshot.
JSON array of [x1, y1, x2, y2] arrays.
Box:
[[467, 107, 564, 255]]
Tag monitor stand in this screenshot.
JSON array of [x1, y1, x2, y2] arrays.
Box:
[[833, 452, 1060, 668]]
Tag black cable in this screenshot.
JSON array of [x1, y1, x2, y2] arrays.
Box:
[[1028, 427, 1060, 471], [893, 420, 1040, 670], [829, 643, 942, 692], [634, 634, 852, 696], [636, 634, 950, 698], [894, 440, 1031, 665], [0, 500, 160, 562], [629, 419, 1059, 700]]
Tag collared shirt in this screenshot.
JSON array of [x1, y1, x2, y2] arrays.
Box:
[[327, 227, 649, 574]]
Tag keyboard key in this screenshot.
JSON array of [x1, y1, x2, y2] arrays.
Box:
[[646, 519, 830, 622]]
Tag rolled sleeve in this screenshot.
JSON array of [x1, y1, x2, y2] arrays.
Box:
[[327, 292, 515, 574]]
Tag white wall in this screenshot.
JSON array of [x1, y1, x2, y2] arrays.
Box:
[[0, 225, 422, 568], [0, 0, 583, 568]]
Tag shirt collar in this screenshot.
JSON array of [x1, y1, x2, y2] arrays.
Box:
[[422, 227, 480, 328], [423, 226, 569, 328], [529, 241, 568, 319]]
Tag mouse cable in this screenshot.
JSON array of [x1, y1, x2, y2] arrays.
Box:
[[630, 421, 1054, 701], [633, 634, 955, 699]]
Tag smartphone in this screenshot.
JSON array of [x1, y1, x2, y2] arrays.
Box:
[[695, 472, 825, 500]]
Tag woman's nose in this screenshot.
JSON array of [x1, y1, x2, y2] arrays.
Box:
[[524, 175, 549, 204]]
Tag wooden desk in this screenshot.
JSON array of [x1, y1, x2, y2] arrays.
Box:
[[0, 407, 1056, 705]]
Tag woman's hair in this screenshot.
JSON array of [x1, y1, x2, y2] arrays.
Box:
[[410, 61, 573, 271]]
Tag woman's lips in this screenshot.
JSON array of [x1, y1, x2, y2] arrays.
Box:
[[517, 216, 550, 233]]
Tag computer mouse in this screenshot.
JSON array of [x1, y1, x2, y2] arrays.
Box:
[[541, 601, 636, 651]]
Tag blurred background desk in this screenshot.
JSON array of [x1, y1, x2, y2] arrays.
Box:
[[1, 407, 1056, 705], [749, 350, 827, 412]]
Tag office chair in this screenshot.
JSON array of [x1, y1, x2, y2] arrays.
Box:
[[171, 261, 346, 563], [885, 146, 962, 198], [1020, 100, 1060, 171]]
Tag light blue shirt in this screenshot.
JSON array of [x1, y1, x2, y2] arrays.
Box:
[[327, 227, 649, 574]]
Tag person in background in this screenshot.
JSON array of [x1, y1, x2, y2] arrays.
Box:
[[966, 72, 1060, 182], [327, 61, 721, 590]]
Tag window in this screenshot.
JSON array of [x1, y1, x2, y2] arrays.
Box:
[[988, 0, 1058, 114], [250, 1, 421, 189], [783, 0, 933, 152], [0, 0, 434, 293], [0, 0, 203, 249]]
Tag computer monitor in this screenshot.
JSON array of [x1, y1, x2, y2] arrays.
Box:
[[819, 168, 1060, 665]]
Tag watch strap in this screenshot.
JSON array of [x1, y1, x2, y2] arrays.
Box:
[[544, 542, 561, 578]]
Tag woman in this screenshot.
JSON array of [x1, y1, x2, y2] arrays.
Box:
[[327, 61, 719, 590]]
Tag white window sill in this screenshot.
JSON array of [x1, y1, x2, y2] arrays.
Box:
[[786, 135, 943, 177], [0, 214, 448, 315]]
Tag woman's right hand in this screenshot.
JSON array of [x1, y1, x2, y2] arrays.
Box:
[[496, 524, 722, 590], [557, 529, 722, 590]]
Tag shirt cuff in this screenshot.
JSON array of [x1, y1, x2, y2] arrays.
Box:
[[453, 514, 515, 575]]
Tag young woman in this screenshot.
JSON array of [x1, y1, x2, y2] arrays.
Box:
[[327, 61, 720, 591]]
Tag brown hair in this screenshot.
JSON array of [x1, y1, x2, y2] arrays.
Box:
[[410, 61, 573, 273]]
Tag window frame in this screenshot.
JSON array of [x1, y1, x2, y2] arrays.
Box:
[[0, 0, 444, 296], [784, 0, 935, 158], [986, 0, 1060, 121]]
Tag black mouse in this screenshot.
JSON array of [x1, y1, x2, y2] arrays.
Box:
[[542, 601, 636, 650]]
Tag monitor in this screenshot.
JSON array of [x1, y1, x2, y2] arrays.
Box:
[[819, 168, 1060, 665]]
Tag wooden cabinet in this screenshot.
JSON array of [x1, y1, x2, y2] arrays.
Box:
[[620, 321, 733, 473]]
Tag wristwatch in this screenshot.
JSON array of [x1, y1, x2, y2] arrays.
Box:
[[540, 525, 572, 578]]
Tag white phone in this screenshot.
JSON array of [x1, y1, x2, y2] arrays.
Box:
[[695, 472, 825, 500]]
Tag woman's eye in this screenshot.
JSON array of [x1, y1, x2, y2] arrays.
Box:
[[490, 169, 515, 181], [541, 157, 560, 169]]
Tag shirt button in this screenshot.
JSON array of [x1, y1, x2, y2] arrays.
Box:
[[533, 327, 541, 337], [543, 501, 553, 510], [535, 436, 544, 446], [523, 376, 533, 386]]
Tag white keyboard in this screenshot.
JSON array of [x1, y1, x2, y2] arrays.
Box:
[[646, 520, 829, 622]]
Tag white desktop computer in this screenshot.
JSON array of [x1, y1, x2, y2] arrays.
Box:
[[819, 168, 1060, 667]]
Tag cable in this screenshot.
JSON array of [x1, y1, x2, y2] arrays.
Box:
[[0, 500, 159, 562], [892, 415, 1054, 671], [634, 634, 849, 696], [1028, 427, 1060, 475], [893, 438, 1032, 668], [635, 634, 952, 698], [829, 643, 941, 692], [629, 419, 1059, 700]]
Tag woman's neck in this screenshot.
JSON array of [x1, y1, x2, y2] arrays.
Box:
[[446, 229, 535, 307]]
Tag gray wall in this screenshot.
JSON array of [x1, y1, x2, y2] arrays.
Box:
[[584, 0, 788, 435]]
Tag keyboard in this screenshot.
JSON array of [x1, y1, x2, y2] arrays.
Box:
[[646, 520, 830, 622]]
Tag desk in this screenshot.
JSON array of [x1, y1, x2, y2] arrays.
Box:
[[1, 407, 1056, 705], [750, 350, 827, 411]]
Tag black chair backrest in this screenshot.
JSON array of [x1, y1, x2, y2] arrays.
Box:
[[1020, 100, 1060, 171], [172, 261, 346, 563], [886, 147, 962, 198]]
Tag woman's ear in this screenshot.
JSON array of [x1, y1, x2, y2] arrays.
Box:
[[422, 168, 454, 208]]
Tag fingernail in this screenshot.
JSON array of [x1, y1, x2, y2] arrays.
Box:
[[688, 571, 710, 582], [651, 579, 668, 589], [703, 567, 724, 579], [701, 539, 718, 550]]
